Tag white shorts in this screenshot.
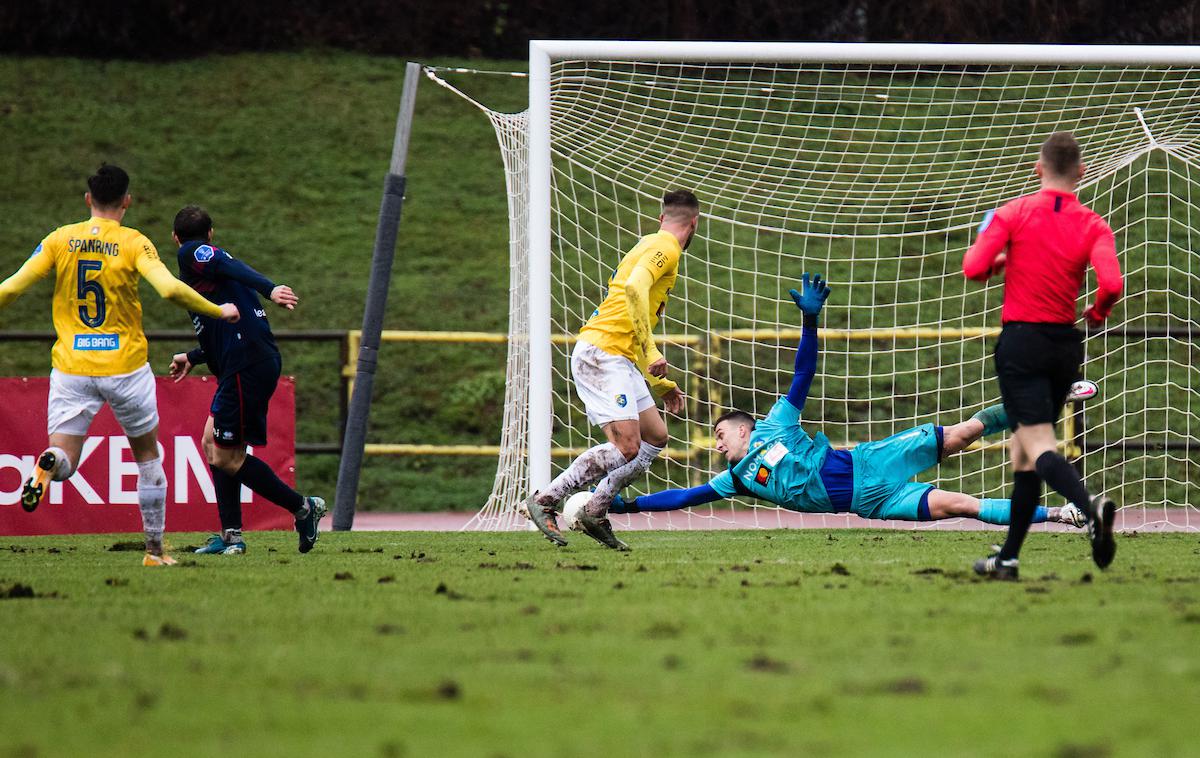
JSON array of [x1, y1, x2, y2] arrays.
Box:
[[48, 363, 159, 438], [571, 339, 655, 426]]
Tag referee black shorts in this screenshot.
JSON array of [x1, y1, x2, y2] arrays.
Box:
[[994, 322, 1084, 430]]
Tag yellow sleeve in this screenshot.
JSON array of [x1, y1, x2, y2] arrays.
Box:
[[624, 266, 656, 362], [0, 238, 56, 310], [138, 255, 224, 319], [635, 348, 678, 397], [635, 245, 681, 284]]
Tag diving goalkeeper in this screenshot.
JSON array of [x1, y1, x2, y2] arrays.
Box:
[[608, 275, 1087, 529]]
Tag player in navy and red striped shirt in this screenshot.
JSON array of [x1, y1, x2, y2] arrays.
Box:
[[963, 132, 1123, 580]]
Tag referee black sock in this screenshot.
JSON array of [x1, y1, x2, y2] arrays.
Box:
[[998, 471, 1041, 561], [235, 455, 305, 514], [210, 465, 244, 533], [1035, 451, 1092, 514]]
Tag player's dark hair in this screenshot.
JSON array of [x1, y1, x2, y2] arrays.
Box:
[[1040, 132, 1082, 177], [87, 164, 129, 209], [714, 409, 755, 430], [174, 205, 213, 243], [662, 189, 700, 220]]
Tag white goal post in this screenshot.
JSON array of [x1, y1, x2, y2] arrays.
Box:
[[464, 41, 1200, 531]]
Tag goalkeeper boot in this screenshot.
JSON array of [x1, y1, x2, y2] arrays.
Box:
[[1057, 503, 1088, 528], [295, 497, 327, 554], [575, 512, 629, 551], [20, 450, 57, 513], [1087, 494, 1117, 569], [1066, 379, 1099, 403], [973, 553, 1018, 581], [519, 493, 568, 547]]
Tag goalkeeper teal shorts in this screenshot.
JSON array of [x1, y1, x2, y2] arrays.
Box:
[[849, 423, 941, 521]]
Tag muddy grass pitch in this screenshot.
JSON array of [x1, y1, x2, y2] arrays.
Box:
[[0, 529, 1196, 756]]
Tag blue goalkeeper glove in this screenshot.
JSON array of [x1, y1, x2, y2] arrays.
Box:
[[610, 493, 640, 514], [789, 273, 831, 317]]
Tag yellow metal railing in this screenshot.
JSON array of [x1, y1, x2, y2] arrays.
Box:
[[341, 327, 1064, 466]]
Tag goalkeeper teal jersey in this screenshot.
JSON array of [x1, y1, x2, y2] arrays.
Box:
[[708, 396, 835, 512]]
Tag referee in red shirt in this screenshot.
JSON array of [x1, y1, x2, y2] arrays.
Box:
[[963, 132, 1123, 580]]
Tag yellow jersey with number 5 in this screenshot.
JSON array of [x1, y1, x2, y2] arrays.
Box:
[[36, 217, 163, 376]]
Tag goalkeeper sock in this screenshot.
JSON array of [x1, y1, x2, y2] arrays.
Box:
[[235, 455, 304, 514], [997, 471, 1041, 561], [210, 465, 244, 533], [536, 443, 627, 507], [1034, 451, 1093, 514], [136, 458, 167, 546], [972, 404, 1010, 437], [587, 441, 664, 516], [978, 498, 1048, 525]]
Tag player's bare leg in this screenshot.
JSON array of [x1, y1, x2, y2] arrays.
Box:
[[21, 432, 83, 513], [927, 489, 1084, 527], [128, 428, 175, 566]]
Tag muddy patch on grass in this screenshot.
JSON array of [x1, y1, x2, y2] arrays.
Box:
[[1059, 631, 1096, 646], [555, 562, 598, 571], [745, 654, 789, 674], [434, 582, 466, 599], [1, 582, 61, 600], [879, 677, 926, 695]]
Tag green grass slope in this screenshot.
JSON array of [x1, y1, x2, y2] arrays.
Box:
[[0, 530, 1196, 756], [0, 53, 527, 511]]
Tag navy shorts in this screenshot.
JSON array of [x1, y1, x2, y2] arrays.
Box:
[[211, 358, 281, 448]]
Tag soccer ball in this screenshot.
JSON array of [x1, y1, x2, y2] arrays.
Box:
[[562, 491, 591, 530]]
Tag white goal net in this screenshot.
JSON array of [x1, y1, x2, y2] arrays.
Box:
[[450, 43, 1200, 532]]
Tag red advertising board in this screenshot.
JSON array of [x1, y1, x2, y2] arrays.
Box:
[[0, 376, 295, 536]]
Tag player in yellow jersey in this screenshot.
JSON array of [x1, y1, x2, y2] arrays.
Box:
[[521, 190, 698, 550], [0, 165, 239, 565]]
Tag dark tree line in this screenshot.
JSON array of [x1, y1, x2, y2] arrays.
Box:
[[3, 0, 1198, 59]]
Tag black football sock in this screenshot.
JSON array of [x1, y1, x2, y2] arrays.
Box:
[[234, 455, 305, 514], [997, 471, 1041, 561], [210, 465, 244, 533], [1035, 451, 1092, 513]]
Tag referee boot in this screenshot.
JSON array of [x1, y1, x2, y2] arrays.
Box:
[[1087, 494, 1117, 569], [520, 493, 568, 547], [295, 497, 327, 554], [575, 511, 630, 551], [20, 450, 57, 513], [973, 553, 1019, 581]]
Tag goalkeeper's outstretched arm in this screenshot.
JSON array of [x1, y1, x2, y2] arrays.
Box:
[[610, 484, 724, 513], [786, 273, 831, 411]]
